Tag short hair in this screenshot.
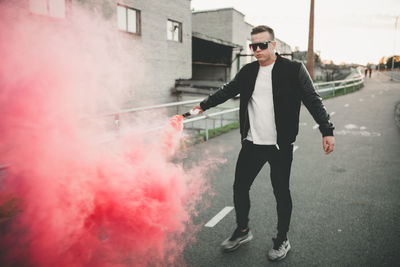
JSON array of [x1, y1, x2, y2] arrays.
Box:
[[251, 25, 275, 40]]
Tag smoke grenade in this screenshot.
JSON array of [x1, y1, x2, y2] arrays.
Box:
[[182, 109, 201, 118]]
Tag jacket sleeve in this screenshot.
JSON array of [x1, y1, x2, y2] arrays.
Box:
[[199, 71, 241, 111], [298, 63, 334, 136]]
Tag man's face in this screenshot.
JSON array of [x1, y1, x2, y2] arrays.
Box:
[[250, 31, 276, 65]]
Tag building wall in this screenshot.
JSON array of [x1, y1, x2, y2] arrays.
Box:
[[106, 0, 192, 106], [45, 0, 190, 108], [192, 9, 233, 43], [193, 8, 293, 80], [230, 9, 249, 78], [26, 0, 192, 107], [192, 8, 248, 80], [276, 39, 292, 56]]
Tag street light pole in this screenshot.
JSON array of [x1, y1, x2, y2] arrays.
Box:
[[391, 16, 398, 81], [306, 0, 315, 80]]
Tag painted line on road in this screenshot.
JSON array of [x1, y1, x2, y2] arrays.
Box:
[[205, 206, 234, 228]]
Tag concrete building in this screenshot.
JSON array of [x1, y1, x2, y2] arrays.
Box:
[[192, 8, 292, 80], [25, 2, 293, 108], [27, 0, 192, 107]]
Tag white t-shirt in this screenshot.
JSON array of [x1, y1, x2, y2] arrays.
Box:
[[246, 62, 277, 145]]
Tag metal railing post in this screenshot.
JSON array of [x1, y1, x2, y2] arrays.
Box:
[[212, 117, 215, 137], [205, 117, 209, 141]]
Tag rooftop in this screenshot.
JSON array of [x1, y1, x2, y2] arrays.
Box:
[[192, 7, 246, 17]]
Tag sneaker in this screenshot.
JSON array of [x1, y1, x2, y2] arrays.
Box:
[[267, 237, 291, 261], [220, 227, 253, 252]]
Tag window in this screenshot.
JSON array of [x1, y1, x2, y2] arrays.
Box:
[[167, 19, 182, 42], [29, 0, 65, 18], [117, 4, 140, 35]]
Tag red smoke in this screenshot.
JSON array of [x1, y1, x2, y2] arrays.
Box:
[[0, 2, 210, 266]]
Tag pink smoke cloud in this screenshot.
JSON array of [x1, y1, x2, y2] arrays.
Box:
[[0, 2, 216, 266]]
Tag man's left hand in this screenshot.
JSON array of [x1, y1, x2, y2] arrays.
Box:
[[323, 136, 335, 154]]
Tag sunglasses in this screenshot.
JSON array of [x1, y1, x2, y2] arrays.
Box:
[[249, 41, 274, 51]]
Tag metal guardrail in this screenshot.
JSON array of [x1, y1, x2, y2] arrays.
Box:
[[97, 99, 204, 118], [92, 74, 365, 142], [315, 76, 364, 97], [102, 74, 364, 141], [0, 75, 364, 169], [183, 107, 239, 140]]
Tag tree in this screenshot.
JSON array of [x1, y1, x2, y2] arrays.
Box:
[[386, 55, 400, 69]]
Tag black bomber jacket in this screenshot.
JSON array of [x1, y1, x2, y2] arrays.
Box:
[[199, 53, 334, 145]]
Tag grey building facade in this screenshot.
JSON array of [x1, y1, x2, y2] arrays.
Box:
[[25, 1, 294, 108], [27, 0, 192, 108], [192, 8, 292, 80], [192, 8, 249, 80]]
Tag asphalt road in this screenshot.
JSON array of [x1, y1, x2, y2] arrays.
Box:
[[182, 73, 400, 267]]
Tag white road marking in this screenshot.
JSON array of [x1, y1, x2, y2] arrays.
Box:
[[330, 112, 336, 116], [336, 130, 381, 137], [313, 124, 319, 130], [345, 124, 358, 129], [360, 126, 367, 130], [205, 206, 234, 228], [344, 104, 349, 107]]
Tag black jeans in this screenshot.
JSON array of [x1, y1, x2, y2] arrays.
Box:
[[234, 140, 293, 235]]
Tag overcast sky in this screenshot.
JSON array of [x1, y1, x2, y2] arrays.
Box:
[[191, 0, 400, 65]]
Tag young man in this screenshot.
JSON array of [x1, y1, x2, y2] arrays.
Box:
[[193, 25, 335, 261]]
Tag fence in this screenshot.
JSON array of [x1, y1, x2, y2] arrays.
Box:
[[0, 74, 364, 171], [104, 73, 364, 141], [314, 76, 364, 97]]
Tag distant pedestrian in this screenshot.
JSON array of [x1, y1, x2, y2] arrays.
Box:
[[365, 68, 368, 77], [368, 67, 372, 78], [192, 25, 335, 262]]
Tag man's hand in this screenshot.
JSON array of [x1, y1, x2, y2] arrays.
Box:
[[323, 136, 335, 154], [193, 105, 204, 114]]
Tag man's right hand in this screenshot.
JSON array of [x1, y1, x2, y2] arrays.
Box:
[[193, 105, 204, 114]]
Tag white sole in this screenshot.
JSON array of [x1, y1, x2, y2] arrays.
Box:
[[222, 232, 253, 252], [268, 242, 291, 261]]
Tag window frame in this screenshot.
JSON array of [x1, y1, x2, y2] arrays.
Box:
[[29, 0, 67, 19], [117, 3, 141, 36], [167, 19, 182, 43]]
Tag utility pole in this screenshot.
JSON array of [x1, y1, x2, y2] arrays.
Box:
[[391, 16, 399, 81], [306, 0, 315, 80]]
